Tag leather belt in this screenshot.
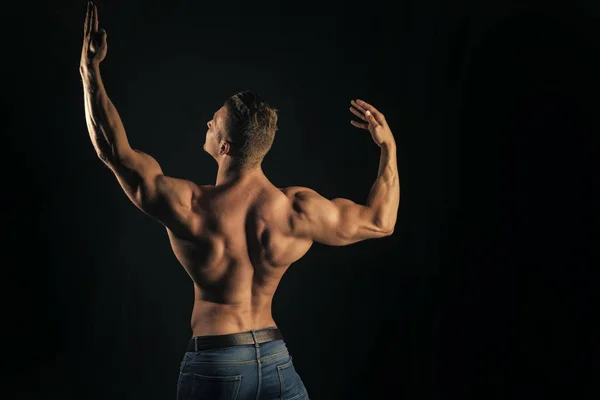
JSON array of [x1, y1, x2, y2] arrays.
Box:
[[187, 327, 283, 352]]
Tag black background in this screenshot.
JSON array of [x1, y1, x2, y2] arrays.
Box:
[[1, 0, 597, 399]]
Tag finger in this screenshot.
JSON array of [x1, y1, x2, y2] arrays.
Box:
[[84, 2, 91, 37], [350, 120, 369, 129], [357, 99, 386, 125], [349, 106, 366, 121], [364, 110, 381, 127], [351, 99, 366, 114], [93, 3, 99, 32], [356, 99, 379, 114]]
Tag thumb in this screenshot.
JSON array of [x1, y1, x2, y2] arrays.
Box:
[[365, 110, 379, 126], [98, 29, 107, 43]]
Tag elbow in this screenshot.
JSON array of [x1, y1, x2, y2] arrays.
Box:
[[97, 151, 118, 167], [374, 219, 395, 237], [375, 213, 397, 237], [97, 151, 111, 164], [376, 219, 395, 236], [369, 223, 394, 238], [97, 145, 125, 166]]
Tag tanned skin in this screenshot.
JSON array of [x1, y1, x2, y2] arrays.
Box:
[[80, 2, 400, 336]]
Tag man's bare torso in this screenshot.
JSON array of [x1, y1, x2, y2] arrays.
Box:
[[166, 175, 312, 337]]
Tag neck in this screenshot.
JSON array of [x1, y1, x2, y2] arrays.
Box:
[[215, 159, 263, 186]]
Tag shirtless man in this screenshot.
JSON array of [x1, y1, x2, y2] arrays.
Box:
[[80, 2, 399, 399]]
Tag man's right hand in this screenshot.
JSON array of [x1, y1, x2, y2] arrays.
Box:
[[80, 1, 108, 72], [350, 99, 395, 147]]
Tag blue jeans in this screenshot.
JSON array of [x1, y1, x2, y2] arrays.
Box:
[[177, 327, 310, 400]]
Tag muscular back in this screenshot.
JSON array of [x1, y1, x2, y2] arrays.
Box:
[[162, 177, 311, 335], [171, 178, 311, 302]]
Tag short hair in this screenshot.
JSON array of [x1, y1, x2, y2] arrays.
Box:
[[221, 91, 278, 167]]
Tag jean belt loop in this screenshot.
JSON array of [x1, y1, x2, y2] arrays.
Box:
[[250, 330, 260, 348], [194, 337, 198, 352]]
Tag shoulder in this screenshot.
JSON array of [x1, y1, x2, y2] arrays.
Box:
[[278, 186, 324, 215], [279, 186, 317, 200], [155, 176, 213, 205], [187, 181, 214, 202]]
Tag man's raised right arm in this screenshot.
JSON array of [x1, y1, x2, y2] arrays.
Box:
[[283, 99, 400, 246]]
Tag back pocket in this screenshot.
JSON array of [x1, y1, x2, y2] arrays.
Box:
[[277, 356, 307, 400], [192, 373, 242, 400]]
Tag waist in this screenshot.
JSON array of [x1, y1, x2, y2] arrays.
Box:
[[190, 301, 277, 337], [187, 326, 283, 353]]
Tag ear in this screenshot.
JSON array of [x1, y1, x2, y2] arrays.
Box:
[[219, 141, 231, 155]]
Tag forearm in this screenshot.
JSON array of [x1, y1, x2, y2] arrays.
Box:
[[80, 63, 132, 163], [365, 140, 400, 232]]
